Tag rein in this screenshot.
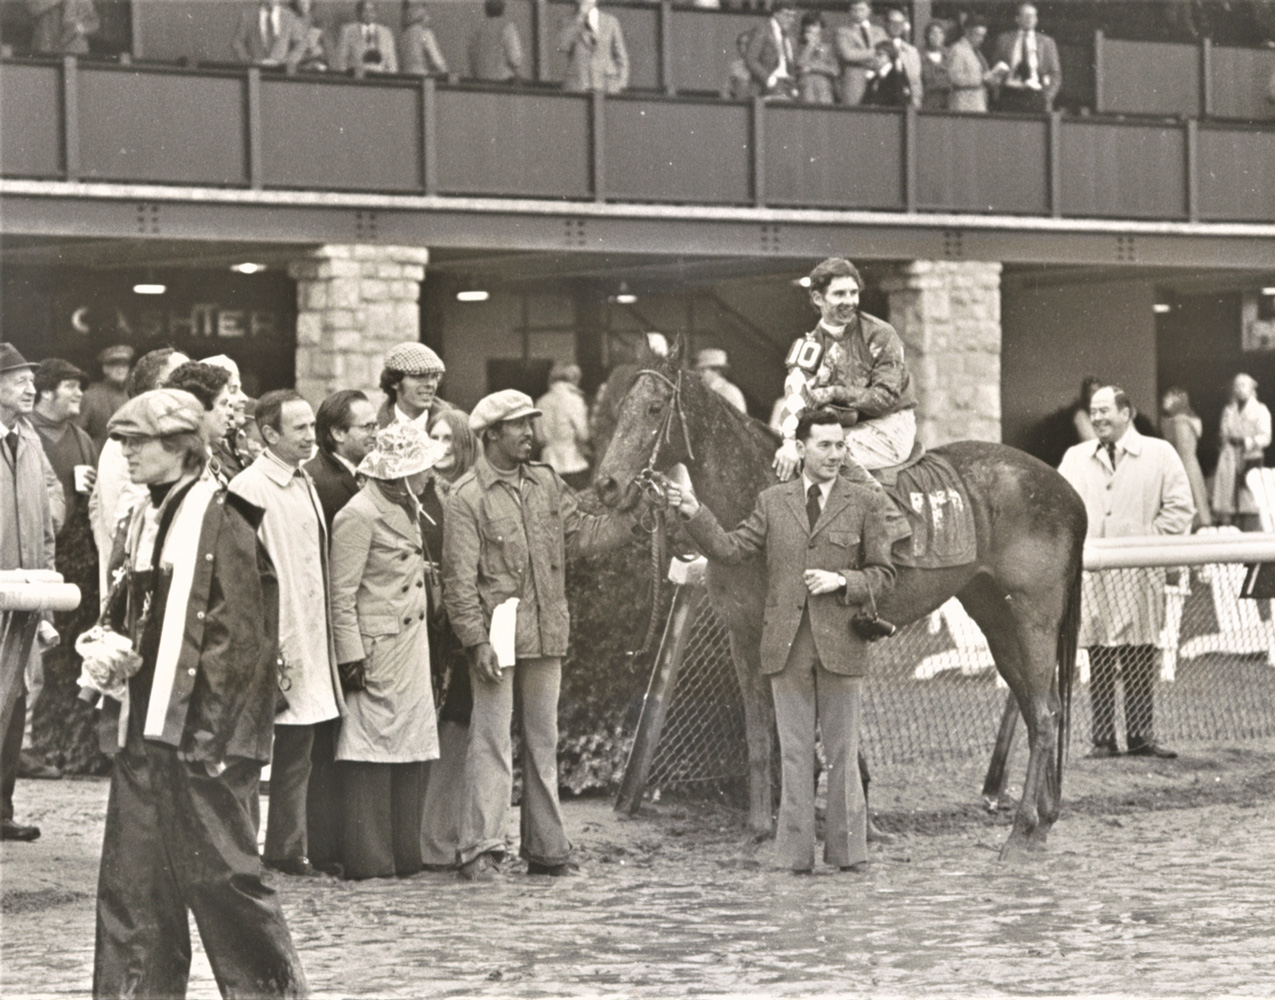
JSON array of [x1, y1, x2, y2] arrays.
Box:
[[625, 368, 695, 668]]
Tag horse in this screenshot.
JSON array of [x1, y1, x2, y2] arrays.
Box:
[[593, 344, 1087, 858]]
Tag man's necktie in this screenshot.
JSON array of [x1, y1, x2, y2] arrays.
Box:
[[5, 429, 18, 459], [1104, 442, 1118, 469], [807, 483, 822, 531]]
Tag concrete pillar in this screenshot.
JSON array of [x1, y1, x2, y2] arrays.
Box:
[[880, 260, 1003, 447], [287, 245, 430, 403]]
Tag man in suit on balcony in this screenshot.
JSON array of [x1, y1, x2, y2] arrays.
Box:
[[743, 0, 799, 100], [334, 0, 398, 76], [559, 0, 629, 95], [990, 2, 1061, 113], [233, 0, 298, 65], [834, 0, 886, 105]]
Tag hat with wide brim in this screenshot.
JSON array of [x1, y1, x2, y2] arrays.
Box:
[[468, 389, 542, 434], [0, 343, 39, 375], [357, 421, 449, 480]]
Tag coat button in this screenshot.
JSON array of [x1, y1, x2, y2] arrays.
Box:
[[403, 617, 412, 626], [808, 540, 816, 549], [205, 553, 213, 562], [418, 612, 425, 620], [417, 580, 424, 587], [402, 585, 409, 593], [196, 611, 205, 620], [188, 667, 196, 676]]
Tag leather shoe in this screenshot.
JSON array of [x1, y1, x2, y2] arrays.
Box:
[[1127, 740, 1177, 759], [17, 751, 61, 780], [1087, 742, 1120, 758], [459, 853, 500, 882], [265, 856, 322, 877], [1, 820, 41, 841], [526, 861, 574, 877], [791, 867, 813, 876], [840, 862, 870, 874]]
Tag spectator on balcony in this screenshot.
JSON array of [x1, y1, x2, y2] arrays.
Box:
[[835, 0, 885, 105], [233, 0, 297, 65], [468, 0, 524, 83], [990, 2, 1061, 113], [29, 0, 98, 56], [796, 12, 838, 105], [265, 0, 328, 73], [1212, 373, 1272, 531], [1059, 385, 1193, 761], [744, 0, 798, 100], [947, 15, 993, 113], [77, 344, 132, 450], [864, 7, 922, 108], [919, 19, 951, 110], [559, 0, 629, 95], [400, 0, 448, 77], [721, 29, 752, 101], [335, 0, 399, 76]]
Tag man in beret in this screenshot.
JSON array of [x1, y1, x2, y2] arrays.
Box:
[[0, 344, 61, 841], [78, 344, 133, 450], [376, 341, 457, 431], [27, 359, 100, 780], [443, 389, 636, 881], [93, 388, 307, 997]]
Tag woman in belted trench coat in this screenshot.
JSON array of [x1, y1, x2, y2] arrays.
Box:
[[329, 423, 445, 879]]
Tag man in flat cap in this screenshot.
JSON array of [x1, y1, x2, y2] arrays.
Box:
[[443, 389, 636, 881], [376, 341, 457, 431], [78, 344, 133, 450], [28, 359, 100, 780], [0, 344, 61, 841], [92, 388, 307, 998]]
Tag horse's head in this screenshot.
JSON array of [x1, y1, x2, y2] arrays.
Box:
[[594, 341, 695, 511]]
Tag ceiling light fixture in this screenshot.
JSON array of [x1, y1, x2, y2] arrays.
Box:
[[456, 276, 489, 303], [610, 282, 637, 305], [133, 282, 166, 295], [231, 262, 266, 275], [796, 276, 812, 288], [1153, 303, 1172, 314], [1262, 287, 1275, 297]]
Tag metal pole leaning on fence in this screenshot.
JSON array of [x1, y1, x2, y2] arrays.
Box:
[[0, 570, 82, 755], [615, 583, 698, 815]]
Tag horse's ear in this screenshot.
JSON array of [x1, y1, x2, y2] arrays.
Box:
[[667, 335, 685, 368]]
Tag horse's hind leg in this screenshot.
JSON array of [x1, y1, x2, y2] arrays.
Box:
[[959, 578, 1063, 858], [729, 628, 775, 840]]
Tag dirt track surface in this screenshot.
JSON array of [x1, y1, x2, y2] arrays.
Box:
[[4, 742, 1275, 998]]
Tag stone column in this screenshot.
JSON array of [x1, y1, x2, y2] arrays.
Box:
[[880, 260, 1002, 447], [287, 245, 430, 403]]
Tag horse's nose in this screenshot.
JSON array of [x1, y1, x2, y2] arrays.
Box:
[[595, 475, 621, 507]]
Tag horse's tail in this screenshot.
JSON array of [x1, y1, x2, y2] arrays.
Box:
[[1054, 554, 1082, 790]]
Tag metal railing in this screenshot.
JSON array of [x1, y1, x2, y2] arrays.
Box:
[[0, 570, 82, 744]]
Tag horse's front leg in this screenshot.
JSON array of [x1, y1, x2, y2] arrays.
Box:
[[728, 628, 774, 839]]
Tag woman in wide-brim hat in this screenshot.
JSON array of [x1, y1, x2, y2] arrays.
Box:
[[328, 421, 447, 880]]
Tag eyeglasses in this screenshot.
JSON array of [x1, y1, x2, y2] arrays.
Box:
[[354, 421, 379, 433]]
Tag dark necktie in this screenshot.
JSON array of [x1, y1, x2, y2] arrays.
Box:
[[807, 482, 822, 531], [5, 429, 18, 459], [1104, 442, 1117, 469]]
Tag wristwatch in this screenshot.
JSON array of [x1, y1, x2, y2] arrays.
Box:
[[836, 574, 847, 591]]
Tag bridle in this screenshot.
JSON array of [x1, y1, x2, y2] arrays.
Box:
[[630, 368, 696, 506]]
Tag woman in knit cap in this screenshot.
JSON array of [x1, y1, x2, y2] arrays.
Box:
[[329, 421, 446, 879]]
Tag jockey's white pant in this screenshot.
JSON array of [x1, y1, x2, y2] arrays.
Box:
[[845, 408, 916, 471]]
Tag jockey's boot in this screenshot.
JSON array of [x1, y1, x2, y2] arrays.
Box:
[[840, 455, 905, 637]]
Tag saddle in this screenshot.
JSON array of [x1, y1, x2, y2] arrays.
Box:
[[870, 444, 977, 570]]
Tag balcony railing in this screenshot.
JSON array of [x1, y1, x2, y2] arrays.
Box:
[[3, 57, 1274, 224]]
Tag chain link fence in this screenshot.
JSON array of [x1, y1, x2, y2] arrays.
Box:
[[629, 537, 1275, 797]]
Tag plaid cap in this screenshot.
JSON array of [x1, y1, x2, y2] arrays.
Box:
[[469, 389, 542, 434], [34, 358, 88, 394], [107, 388, 205, 439], [383, 342, 445, 377]]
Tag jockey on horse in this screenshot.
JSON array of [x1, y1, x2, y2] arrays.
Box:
[[772, 256, 917, 627]]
